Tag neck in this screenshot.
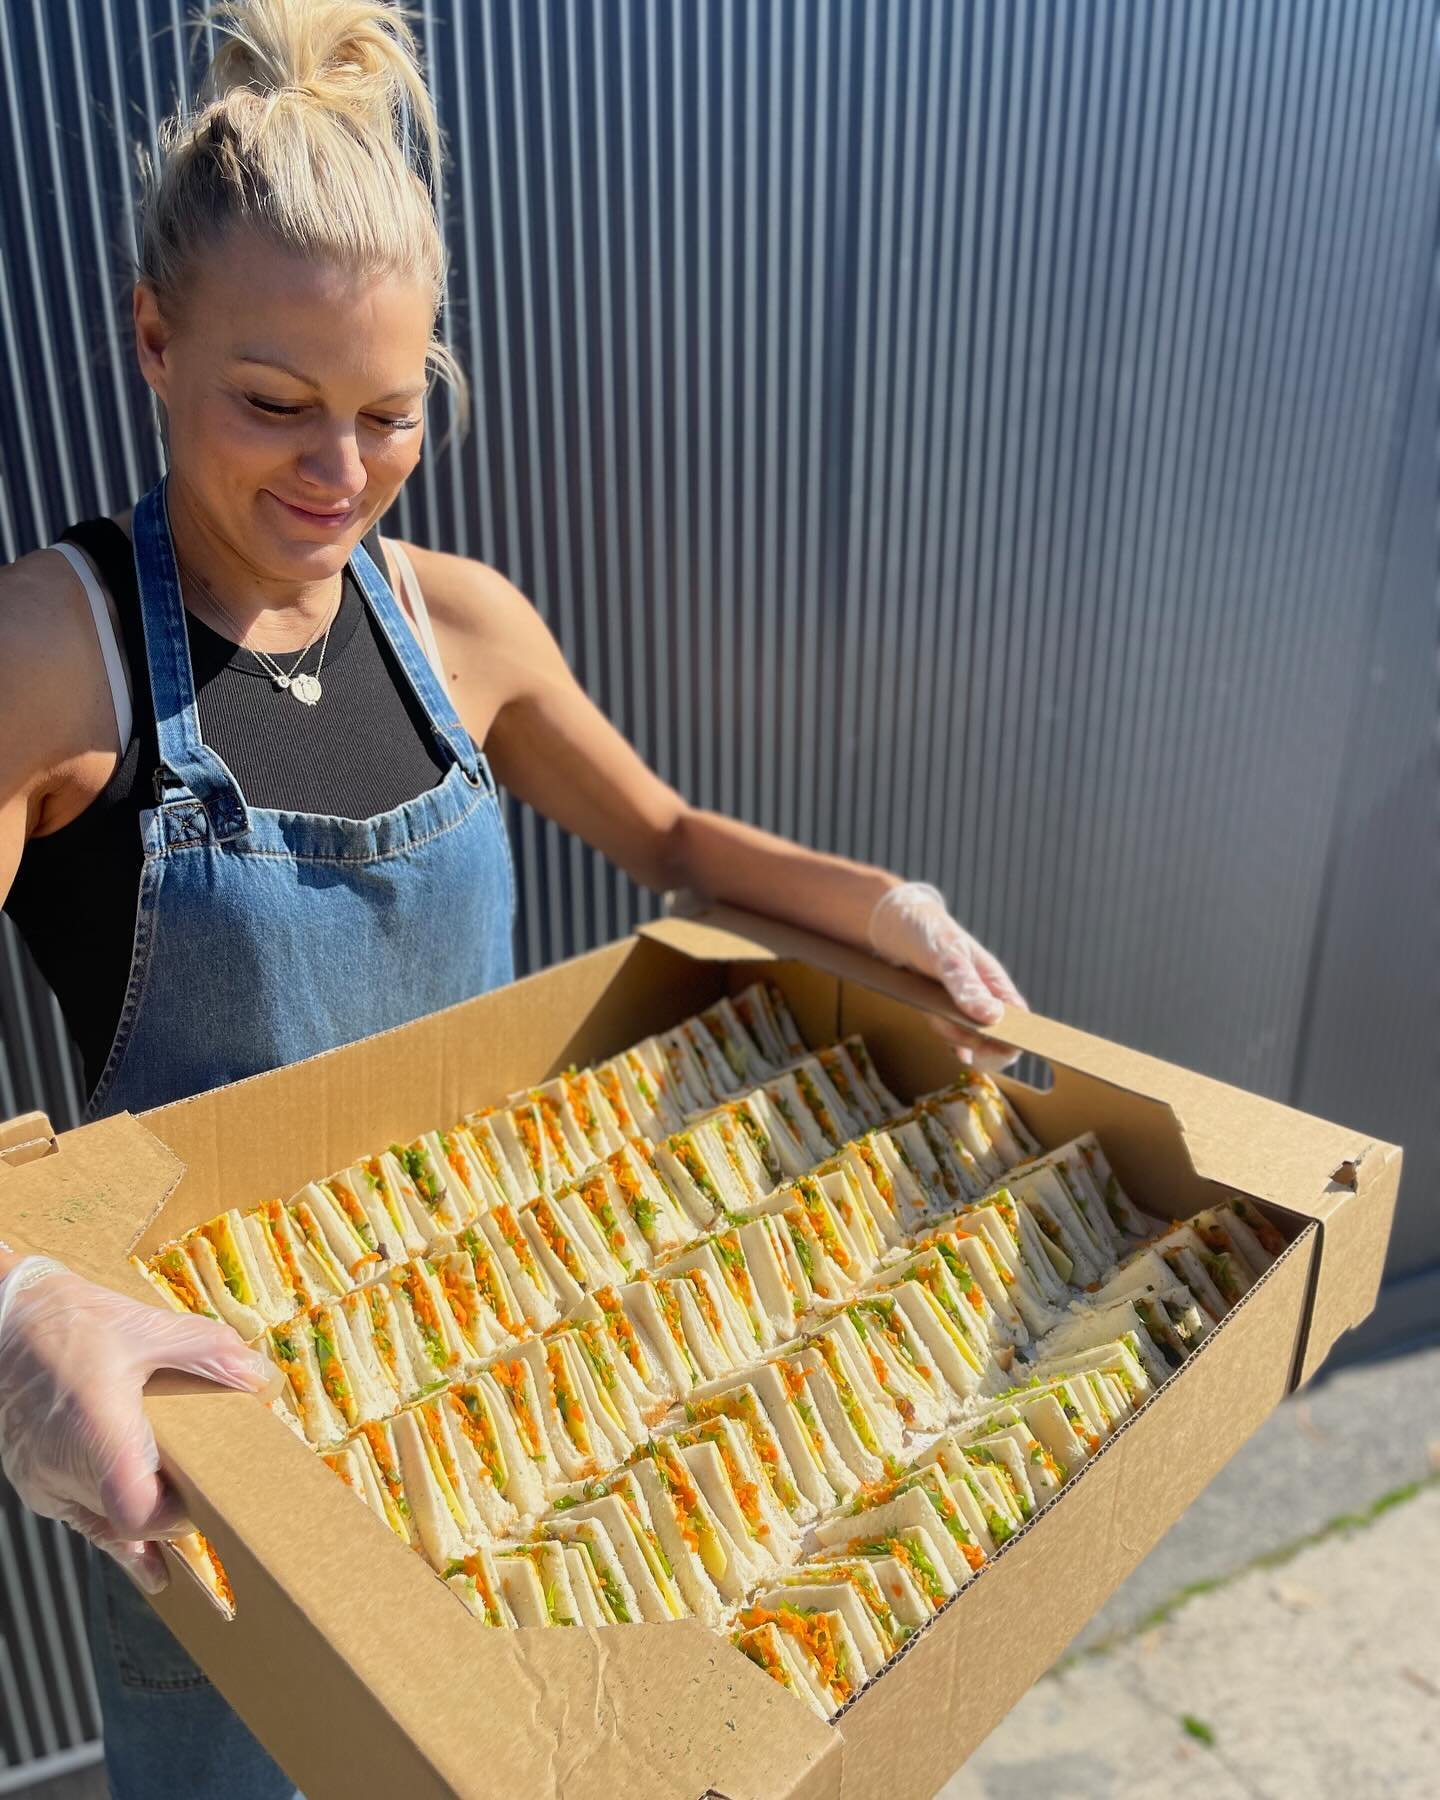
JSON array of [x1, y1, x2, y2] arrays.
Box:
[[164, 478, 346, 654]]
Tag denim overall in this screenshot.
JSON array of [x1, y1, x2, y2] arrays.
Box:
[[87, 476, 516, 1798]]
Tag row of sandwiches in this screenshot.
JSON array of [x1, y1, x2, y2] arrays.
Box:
[[311, 1187, 1283, 1717], [241, 1069, 1059, 1455], [243, 1087, 1280, 1475], [315, 1172, 1281, 1562], [138, 983, 921, 1344]]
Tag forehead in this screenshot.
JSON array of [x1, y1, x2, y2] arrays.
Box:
[[189, 232, 433, 388]]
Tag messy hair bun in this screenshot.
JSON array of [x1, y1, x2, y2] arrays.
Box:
[[138, 0, 465, 421]]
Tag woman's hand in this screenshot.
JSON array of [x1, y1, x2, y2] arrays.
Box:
[[0, 1258, 270, 1593], [867, 882, 1029, 1068]]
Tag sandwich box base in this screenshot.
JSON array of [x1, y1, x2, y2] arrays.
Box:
[[0, 907, 1400, 1800]]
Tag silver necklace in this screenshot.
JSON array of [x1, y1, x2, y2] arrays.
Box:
[[183, 564, 341, 706]]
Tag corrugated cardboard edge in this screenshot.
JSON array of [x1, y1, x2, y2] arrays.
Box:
[[0, 1112, 186, 1286], [0, 1108, 841, 1800], [831, 1226, 1316, 1794], [639, 906, 1402, 1379]]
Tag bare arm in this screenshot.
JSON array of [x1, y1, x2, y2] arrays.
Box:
[[396, 545, 899, 953], [0, 549, 122, 905], [0, 550, 125, 1271]]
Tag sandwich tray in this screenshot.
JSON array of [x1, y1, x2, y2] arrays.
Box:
[[0, 906, 1400, 1799]]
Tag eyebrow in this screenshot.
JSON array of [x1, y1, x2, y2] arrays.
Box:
[[232, 354, 428, 404]]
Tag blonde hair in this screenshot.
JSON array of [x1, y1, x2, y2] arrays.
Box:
[[138, 0, 467, 429]]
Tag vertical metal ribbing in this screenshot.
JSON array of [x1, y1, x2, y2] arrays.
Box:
[[0, 1501, 58, 1762], [471, 0, 545, 974], [1080, 0, 1190, 1040], [883, 0, 928, 878], [737, 0, 760, 834], [410, 4, 449, 556], [16, 1511, 81, 1751], [1169, 0, 1334, 1081], [640, 1, 670, 878], [716, 2, 737, 827], [1, 2, 79, 535], [693, 6, 716, 817], [765, 0, 792, 842], [1258, 0, 1430, 1072], [63, 0, 144, 504], [614, 3, 648, 935], [834, 0, 882, 858], [852, 0, 903, 868]]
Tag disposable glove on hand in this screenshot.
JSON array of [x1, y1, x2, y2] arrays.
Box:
[[0, 1258, 270, 1593], [867, 882, 1028, 1067]]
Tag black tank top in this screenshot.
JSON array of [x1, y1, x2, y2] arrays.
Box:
[[4, 518, 451, 1097]]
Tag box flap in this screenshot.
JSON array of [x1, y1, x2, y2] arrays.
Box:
[[0, 1112, 184, 1282], [641, 907, 1400, 1374]]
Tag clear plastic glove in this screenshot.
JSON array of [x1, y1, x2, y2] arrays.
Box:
[[867, 881, 1029, 1068], [0, 1258, 270, 1594]]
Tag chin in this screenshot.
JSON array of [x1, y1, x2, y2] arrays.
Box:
[[255, 493, 371, 564]]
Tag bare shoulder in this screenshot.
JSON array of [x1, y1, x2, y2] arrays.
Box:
[[378, 537, 566, 703], [0, 546, 126, 833], [381, 538, 544, 634]]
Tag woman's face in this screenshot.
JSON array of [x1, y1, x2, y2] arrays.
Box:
[[134, 230, 434, 583]]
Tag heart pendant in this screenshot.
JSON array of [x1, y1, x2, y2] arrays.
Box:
[[290, 673, 323, 705]]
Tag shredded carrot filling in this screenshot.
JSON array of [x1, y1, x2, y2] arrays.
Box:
[[360, 1423, 404, 1501], [515, 1110, 546, 1178], [772, 1359, 804, 1402], [594, 1067, 635, 1132], [735, 1604, 851, 1701], [324, 1178, 373, 1243], [438, 1265, 477, 1339], [152, 1249, 208, 1314], [419, 1402, 461, 1488], [452, 1553, 503, 1622], [533, 1202, 585, 1280], [493, 1206, 541, 1279], [491, 1361, 542, 1453], [447, 1392, 503, 1481], [195, 1534, 235, 1610]]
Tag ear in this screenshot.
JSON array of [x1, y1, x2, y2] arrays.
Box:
[[133, 282, 173, 403]]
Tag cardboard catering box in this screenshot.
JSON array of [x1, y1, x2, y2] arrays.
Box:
[[0, 907, 1400, 1800]]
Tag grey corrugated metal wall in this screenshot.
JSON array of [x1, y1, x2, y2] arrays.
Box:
[[0, 0, 1435, 1782]]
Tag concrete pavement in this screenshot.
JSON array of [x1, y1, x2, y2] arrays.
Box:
[[939, 1342, 1440, 1799]]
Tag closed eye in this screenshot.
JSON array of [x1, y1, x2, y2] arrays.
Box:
[[246, 396, 419, 430]]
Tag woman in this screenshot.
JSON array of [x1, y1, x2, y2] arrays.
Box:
[[0, 3, 1024, 1794]]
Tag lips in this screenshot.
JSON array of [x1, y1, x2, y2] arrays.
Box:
[[267, 491, 359, 526]]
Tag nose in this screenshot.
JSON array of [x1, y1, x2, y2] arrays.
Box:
[[294, 421, 367, 500]]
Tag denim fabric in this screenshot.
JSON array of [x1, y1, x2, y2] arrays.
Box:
[[87, 1551, 301, 1800], [86, 475, 515, 1121], [85, 475, 516, 1789]]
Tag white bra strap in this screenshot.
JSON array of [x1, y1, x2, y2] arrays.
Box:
[[51, 541, 133, 753], [384, 539, 447, 683]]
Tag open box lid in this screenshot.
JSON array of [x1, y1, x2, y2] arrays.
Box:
[[637, 904, 1402, 1385]]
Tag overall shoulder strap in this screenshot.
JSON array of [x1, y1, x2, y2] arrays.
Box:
[[348, 535, 482, 782], [131, 479, 250, 839]]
